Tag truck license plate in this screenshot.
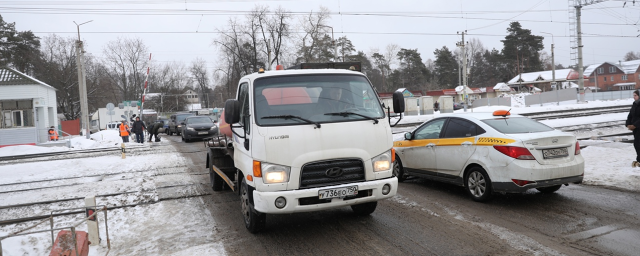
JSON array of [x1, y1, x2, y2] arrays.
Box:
[[198, 131, 208, 135], [318, 186, 358, 199], [542, 147, 568, 159]]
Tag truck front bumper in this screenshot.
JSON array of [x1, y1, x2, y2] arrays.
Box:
[[252, 177, 398, 214]]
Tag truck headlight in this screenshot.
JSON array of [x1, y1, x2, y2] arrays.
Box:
[[262, 163, 290, 184], [372, 150, 392, 172], [186, 127, 195, 131]]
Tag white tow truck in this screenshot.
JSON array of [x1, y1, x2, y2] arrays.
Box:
[[206, 63, 405, 232]]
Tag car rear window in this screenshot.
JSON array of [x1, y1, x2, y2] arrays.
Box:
[[481, 117, 554, 134]]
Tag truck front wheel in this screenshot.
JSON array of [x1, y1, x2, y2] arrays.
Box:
[[241, 177, 266, 233], [350, 201, 377, 216]]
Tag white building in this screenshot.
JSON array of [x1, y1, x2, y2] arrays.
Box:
[[0, 67, 58, 147]]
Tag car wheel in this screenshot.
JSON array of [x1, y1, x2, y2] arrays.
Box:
[[350, 201, 377, 216], [210, 164, 224, 191], [536, 185, 562, 194], [392, 158, 406, 182], [241, 177, 266, 233], [465, 167, 492, 202]]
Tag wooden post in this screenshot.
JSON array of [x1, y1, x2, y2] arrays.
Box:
[[85, 196, 100, 246]]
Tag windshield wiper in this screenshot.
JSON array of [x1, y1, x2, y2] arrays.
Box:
[[262, 115, 321, 128], [325, 112, 379, 124]]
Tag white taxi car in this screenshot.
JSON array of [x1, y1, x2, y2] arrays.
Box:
[[393, 110, 584, 202]]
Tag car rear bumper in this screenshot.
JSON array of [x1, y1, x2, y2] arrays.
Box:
[[492, 175, 583, 193], [252, 177, 397, 214]]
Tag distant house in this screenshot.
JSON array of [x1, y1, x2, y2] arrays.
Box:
[[584, 60, 640, 91], [0, 67, 58, 147], [507, 69, 586, 92]]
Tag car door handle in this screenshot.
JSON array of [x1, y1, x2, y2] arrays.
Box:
[[461, 141, 472, 147], [426, 143, 435, 148]]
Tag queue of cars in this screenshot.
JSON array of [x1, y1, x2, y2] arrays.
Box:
[[163, 112, 219, 142], [392, 110, 584, 202]]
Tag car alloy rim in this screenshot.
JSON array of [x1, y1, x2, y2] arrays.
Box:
[[241, 183, 250, 224], [468, 171, 486, 197]]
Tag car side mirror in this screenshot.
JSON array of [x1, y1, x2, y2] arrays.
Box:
[[180, 122, 185, 125], [224, 100, 241, 124], [404, 132, 413, 140], [392, 91, 405, 113]]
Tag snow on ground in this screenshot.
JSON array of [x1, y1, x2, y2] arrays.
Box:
[[0, 132, 226, 256], [1, 98, 639, 255]]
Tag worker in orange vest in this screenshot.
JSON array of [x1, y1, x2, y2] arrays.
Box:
[[119, 120, 130, 142], [48, 126, 59, 141]]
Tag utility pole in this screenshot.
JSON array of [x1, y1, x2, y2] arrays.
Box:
[[456, 30, 468, 112], [571, 0, 606, 103], [541, 32, 558, 105], [74, 20, 92, 139]]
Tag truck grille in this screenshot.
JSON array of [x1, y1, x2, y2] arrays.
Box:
[[299, 159, 365, 188]]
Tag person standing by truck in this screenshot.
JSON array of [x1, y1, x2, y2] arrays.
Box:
[[626, 90, 640, 167], [147, 121, 162, 142], [119, 120, 130, 142], [131, 117, 146, 143]]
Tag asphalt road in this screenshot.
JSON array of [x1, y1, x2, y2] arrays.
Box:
[[165, 134, 640, 256]]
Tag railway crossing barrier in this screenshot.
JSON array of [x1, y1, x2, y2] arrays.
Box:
[[0, 203, 111, 256]]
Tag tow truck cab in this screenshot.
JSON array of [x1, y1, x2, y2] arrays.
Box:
[[207, 64, 405, 233]]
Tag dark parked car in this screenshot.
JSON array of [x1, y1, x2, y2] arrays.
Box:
[[453, 102, 463, 110], [181, 116, 218, 142], [167, 112, 194, 136]]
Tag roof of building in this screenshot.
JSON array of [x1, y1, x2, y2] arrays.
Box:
[[584, 59, 640, 76], [0, 67, 56, 90], [507, 69, 583, 84]]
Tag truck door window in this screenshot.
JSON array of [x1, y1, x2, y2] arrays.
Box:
[[238, 82, 250, 134]]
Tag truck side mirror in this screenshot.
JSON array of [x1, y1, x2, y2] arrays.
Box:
[[224, 99, 241, 124], [392, 91, 405, 113]]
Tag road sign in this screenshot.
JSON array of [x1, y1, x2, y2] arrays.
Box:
[[118, 103, 124, 109], [106, 103, 115, 110], [107, 110, 115, 115]]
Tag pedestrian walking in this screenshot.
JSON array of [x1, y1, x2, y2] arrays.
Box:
[[626, 89, 640, 167], [48, 126, 59, 141], [131, 117, 147, 143], [119, 120, 130, 143]]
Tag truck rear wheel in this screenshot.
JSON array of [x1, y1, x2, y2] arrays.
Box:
[[241, 177, 266, 233], [210, 164, 223, 191], [350, 201, 377, 216]]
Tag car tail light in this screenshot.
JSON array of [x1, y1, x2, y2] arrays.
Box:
[[575, 141, 581, 155], [512, 179, 533, 186], [493, 146, 535, 160]]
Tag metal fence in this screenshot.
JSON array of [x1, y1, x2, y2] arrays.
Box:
[[524, 88, 578, 106], [584, 90, 635, 101], [471, 97, 512, 108]]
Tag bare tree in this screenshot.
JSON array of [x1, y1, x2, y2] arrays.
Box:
[[295, 7, 332, 63], [624, 51, 640, 61], [33, 34, 81, 120], [256, 6, 291, 69], [102, 37, 150, 101], [190, 58, 210, 108]]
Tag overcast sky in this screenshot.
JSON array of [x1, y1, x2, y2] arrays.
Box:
[[2, 0, 640, 72]]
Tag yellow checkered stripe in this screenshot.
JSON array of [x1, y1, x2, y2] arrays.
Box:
[[394, 137, 516, 148]]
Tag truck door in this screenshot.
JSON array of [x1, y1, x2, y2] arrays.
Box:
[[232, 82, 254, 173]]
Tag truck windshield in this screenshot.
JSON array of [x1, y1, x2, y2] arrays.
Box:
[[254, 74, 384, 126]]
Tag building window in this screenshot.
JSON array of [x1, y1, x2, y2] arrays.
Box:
[[609, 66, 616, 73], [611, 76, 614, 81], [597, 67, 604, 74], [1, 100, 34, 128], [604, 76, 607, 82], [623, 75, 628, 80], [589, 78, 595, 83]]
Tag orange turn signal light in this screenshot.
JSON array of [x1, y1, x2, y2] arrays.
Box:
[[391, 148, 396, 162], [247, 175, 253, 181], [253, 160, 262, 177]]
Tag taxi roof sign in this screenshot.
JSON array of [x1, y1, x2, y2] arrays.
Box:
[[493, 109, 511, 117]]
